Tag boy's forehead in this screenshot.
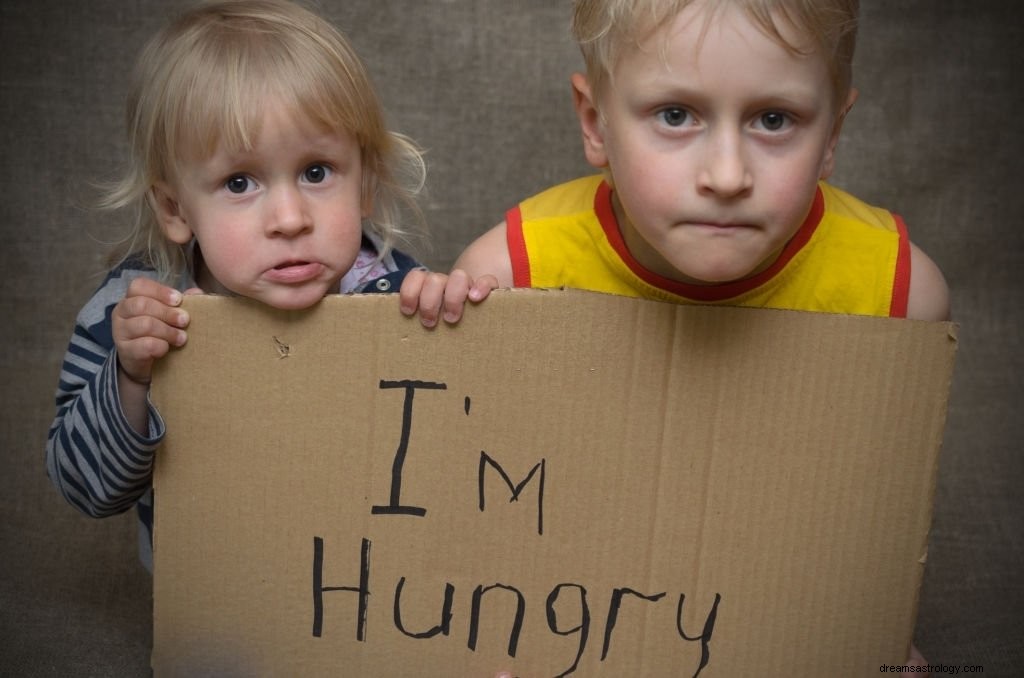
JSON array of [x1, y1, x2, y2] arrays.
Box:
[[650, 2, 817, 54], [586, 0, 855, 107], [591, 1, 842, 117], [611, 2, 831, 87]]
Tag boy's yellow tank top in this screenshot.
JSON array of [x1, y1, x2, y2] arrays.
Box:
[[506, 175, 910, 317]]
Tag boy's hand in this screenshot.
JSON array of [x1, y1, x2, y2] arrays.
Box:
[[399, 268, 499, 328], [905, 644, 930, 675], [112, 277, 198, 384]]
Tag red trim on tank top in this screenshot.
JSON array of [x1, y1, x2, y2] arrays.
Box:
[[505, 205, 532, 288], [889, 215, 911, 318], [594, 181, 825, 302]]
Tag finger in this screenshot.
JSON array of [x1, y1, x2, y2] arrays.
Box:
[[116, 335, 174, 384], [905, 644, 928, 667], [468, 273, 500, 302], [115, 294, 190, 334], [121, 335, 175, 363], [115, 310, 189, 382], [124, 276, 184, 307], [183, 286, 204, 295], [398, 269, 427, 316], [112, 293, 189, 377], [119, 311, 189, 344], [442, 270, 472, 324], [416, 272, 450, 328]]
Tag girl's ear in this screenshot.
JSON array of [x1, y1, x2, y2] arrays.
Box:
[[571, 73, 609, 169], [149, 181, 193, 245], [820, 87, 859, 180]]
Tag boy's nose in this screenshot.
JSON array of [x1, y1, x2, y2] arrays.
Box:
[[266, 185, 313, 237], [697, 131, 753, 197]]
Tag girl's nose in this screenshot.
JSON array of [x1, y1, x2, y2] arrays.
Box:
[[266, 185, 312, 237]]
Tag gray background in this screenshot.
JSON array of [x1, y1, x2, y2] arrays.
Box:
[[2, 0, 1022, 674]]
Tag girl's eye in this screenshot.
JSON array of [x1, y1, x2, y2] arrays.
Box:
[[225, 175, 253, 194], [659, 107, 691, 127], [758, 111, 789, 132], [303, 164, 331, 183]]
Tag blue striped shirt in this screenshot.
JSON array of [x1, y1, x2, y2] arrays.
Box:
[[46, 238, 419, 570]]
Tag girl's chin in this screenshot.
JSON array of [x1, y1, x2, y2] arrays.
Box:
[[246, 284, 336, 310]]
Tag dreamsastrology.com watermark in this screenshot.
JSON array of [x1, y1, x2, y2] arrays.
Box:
[[879, 664, 984, 674]]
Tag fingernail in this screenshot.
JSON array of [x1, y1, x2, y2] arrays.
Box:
[[175, 330, 188, 346], [169, 291, 183, 306], [443, 311, 459, 323], [176, 311, 189, 328]]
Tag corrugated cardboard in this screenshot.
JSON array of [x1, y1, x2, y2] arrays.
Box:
[[151, 289, 957, 677]]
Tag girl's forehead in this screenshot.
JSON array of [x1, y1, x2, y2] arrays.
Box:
[[179, 90, 344, 151]]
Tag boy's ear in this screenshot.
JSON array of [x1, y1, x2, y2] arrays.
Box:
[[820, 87, 859, 180], [571, 72, 609, 169], [150, 181, 193, 245]]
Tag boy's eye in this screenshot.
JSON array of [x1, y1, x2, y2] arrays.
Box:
[[225, 175, 253, 194], [303, 164, 331, 183], [659, 107, 691, 127], [758, 111, 788, 131]]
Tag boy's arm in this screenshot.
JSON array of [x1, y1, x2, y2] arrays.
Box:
[[903, 242, 948, 676], [453, 221, 516, 288], [906, 243, 950, 321]]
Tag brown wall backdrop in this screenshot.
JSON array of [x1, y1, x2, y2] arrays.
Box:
[[1, 0, 1021, 674]]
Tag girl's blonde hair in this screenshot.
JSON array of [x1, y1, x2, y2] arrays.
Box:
[[102, 0, 425, 281], [572, 0, 859, 111]]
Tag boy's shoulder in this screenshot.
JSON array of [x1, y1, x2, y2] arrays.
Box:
[[819, 182, 902, 233], [518, 175, 605, 220]]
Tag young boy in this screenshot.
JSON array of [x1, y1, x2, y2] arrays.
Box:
[[440, 0, 945, 669], [449, 0, 949, 324]]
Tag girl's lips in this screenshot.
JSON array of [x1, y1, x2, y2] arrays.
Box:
[[263, 261, 325, 284]]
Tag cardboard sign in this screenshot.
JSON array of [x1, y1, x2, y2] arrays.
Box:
[[151, 289, 957, 676]]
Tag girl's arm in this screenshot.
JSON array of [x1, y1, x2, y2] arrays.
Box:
[[45, 267, 179, 519]]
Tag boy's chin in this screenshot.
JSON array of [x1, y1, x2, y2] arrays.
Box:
[[662, 263, 757, 287], [665, 252, 778, 287]]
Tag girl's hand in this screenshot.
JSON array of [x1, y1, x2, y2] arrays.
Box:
[[111, 277, 200, 435], [112, 277, 197, 384], [399, 268, 499, 328]]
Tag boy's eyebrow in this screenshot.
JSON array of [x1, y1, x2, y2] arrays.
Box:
[[630, 71, 824, 106]]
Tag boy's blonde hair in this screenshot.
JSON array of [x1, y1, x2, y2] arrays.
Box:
[[103, 0, 425, 281], [572, 0, 859, 110]]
